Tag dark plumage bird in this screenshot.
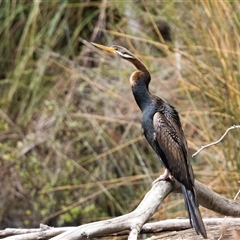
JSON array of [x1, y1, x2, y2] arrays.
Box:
[[91, 42, 207, 239]]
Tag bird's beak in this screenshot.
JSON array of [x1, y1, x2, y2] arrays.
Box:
[[91, 42, 116, 54]]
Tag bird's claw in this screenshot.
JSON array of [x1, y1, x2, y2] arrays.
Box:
[[152, 169, 174, 185]]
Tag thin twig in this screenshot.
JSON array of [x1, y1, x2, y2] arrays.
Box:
[[192, 125, 240, 157]]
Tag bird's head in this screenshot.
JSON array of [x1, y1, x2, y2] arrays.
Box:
[[91, 42, 135, 60], [91, 42, 150, 85]]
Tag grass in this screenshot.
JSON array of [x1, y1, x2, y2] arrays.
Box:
[[0, 0, 239, 229]]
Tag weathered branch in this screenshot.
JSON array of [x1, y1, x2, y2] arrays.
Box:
[[194, 181, 240, 216], [2, 218, 240, 240], [0, 218, 240, 240], [2, 179, 239, 240], [173, 180, 240, 217], [49, 181, 173, 240], [49, 179, 240, 240]]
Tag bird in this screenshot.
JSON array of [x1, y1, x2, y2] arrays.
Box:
[[91, 42, 207, 239]]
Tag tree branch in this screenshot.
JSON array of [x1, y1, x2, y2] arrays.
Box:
[[2, 218, 240, 240], [194, 181, 240, 216], [3, 179, 239, 240], [172, 180, 240, 217], [49, 181, 173, 240], [49, 179, 240, 240]]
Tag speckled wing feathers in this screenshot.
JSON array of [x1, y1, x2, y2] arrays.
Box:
[[153, 110, 194, 190]]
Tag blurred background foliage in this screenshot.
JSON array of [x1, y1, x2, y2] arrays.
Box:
[[0, 0, 239, 230]]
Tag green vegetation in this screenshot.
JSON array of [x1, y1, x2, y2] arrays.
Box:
[[0, 1, 239, 229]]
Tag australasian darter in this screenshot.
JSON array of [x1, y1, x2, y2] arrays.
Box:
[[91, 42, 207, 239]]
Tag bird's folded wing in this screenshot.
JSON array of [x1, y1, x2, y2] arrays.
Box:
[[153, 111, 194, 189]]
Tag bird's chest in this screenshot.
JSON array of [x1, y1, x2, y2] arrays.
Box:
[[141, 110, 156, 144]]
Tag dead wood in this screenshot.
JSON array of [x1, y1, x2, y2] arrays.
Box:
[[1, 179, 240, 240]]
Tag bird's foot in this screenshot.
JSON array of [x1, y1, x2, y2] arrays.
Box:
[[152, 169, 174, 185]]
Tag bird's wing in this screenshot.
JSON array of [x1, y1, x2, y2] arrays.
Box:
[[153, 111, 194, 189]]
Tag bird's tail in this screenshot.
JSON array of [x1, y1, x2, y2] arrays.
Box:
[[181, 184, 207, 239]]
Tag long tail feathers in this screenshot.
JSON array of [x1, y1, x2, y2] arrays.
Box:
[[181, 185, 207, 239]]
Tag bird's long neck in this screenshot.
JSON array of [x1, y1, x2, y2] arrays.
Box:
[[128, 56, 149, 74], [128, 57, 152, 112], [131, 78, 152, 112]]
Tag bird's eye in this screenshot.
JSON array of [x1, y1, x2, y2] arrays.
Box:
[[116, 50, 133, 59]]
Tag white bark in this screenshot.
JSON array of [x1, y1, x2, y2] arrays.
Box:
[[2, 180, 240, 240]]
